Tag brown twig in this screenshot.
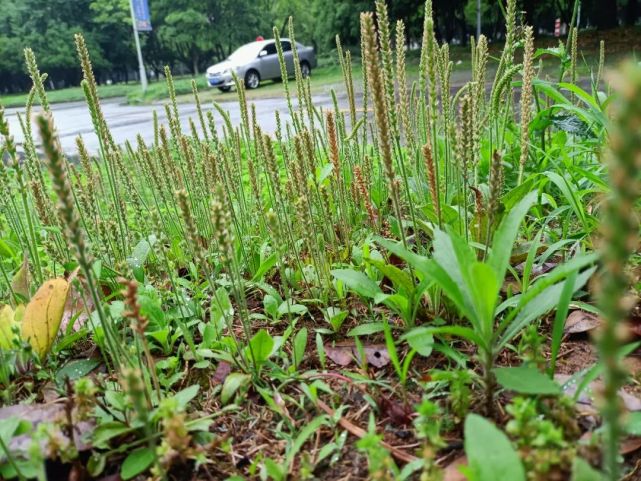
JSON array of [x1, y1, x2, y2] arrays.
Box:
[[314, 398, 418, 464]]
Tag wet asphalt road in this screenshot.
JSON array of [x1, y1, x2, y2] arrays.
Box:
[[4, 92, 341, 155]]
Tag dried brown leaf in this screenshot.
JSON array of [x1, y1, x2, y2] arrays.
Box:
[[212, 361, 232, 384], [620, 437, 641, 455], [378, 396, 413, 426], [325, 344, 354, 366], [314, 398, 417, 464], [624, 356, 641, 375], [503, 262, 558, 294], [564, 310, 601, 335], [363, 345, 390, 368], [0, 403, 94, 457], [41, 381, 59, 403], [324, 342, 390, 368], [443, 456, 468, 481], [556, 374, 641, 412], [60, 281, 93, 333]]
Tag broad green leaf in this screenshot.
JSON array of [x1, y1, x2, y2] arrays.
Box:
[[501, 177, 538, 211], [469, 262, 500, 339], [202, 323, 217, 347], [401, 327, 434, 357], [293, 327, 308, 368], [187, 418, 214, 432], [248, 329, 274, 365], [92, 421, 133, 449], [21, 278, 71, 358], [87, 452, 107, 477], [433, 228, 484, 329], [550, 113, 594, 138], [464, 414, 525, 481], [173, 384, 200, 409], [263, 295, 279, 319], [421, 260, 477, 329], [252, 252, 278, 281], [264, 458, 286, 481], [254, 282, 283, 304], [127, 236, 156, 271], [545, 172, 589, 228], [317, 162, 334, 183], [138, 294, 166, 329], [316, 332, 326, 368], [498, 266, 596, 350], [277, 301, 308, 317], [534, 47, 565, 60], [375, 293, 410, 319], [0, 417, 21, 446], [55, 358, 100, 385], [331, 269, 382, 299], [571, 458, 603, 481], [221, 372, 251, 404], [0, 240, 16, 259], [533, 79, 571, 105], [488, 191, 537, 285], [147, 329, 169, 348], [325, 307, 348, 332], [366, 257, 414, 293], [494, 366, 561, 395], [423, 326, 489, 353], [121, 447, 155, 480], [211, 287, 233, 329], [432, 228, 473, 297], [398, 459, 425, 481], [625, 412, 641, 436], [375, 237, 431, 277], [347, 322, 385, 336]]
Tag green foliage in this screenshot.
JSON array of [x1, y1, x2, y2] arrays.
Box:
[[464, 414, 526, 481], [494, 366, 561, 396], [121, 447, 155, 480], [0, 1, 638, 479]]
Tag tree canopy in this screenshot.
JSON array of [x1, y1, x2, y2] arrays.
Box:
[[0, 0, 639, 93]]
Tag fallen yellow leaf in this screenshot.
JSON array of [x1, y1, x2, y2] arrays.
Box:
[[21, 278, 70, 358], [0, 304, 18, 350]]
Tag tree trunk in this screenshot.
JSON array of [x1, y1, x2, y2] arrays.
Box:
[[192, 52, 199, 76]]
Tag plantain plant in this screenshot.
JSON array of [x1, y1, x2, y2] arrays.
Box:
[[379, 192, 597, 416]]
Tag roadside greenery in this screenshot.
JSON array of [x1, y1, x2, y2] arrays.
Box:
[[2, 0, 641, 94], [1, 0, 641, 479]]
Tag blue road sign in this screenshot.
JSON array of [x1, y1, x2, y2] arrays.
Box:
[[132, 0, 152, 32]]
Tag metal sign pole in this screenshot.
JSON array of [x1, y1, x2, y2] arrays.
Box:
[[129, 0, 148, 92], [477, 0, 481, 40]]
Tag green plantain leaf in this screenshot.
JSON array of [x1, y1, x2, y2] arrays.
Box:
[[465, 414, 525, 481], [331, 269, 382, 299], [494, 366, 561, 395]]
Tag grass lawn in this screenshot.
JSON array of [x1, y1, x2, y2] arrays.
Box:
[[0, 65, 356, 108], [1, 33, 630, 111], [0, 82, 134, 109]]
